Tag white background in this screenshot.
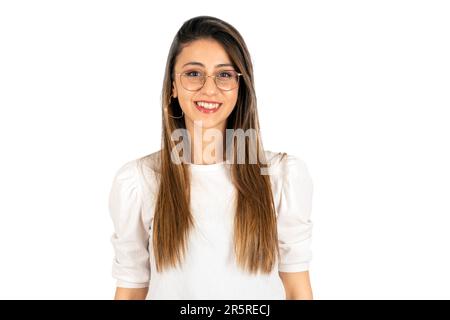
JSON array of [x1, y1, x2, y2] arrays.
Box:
[[0, 0, 449, 299]]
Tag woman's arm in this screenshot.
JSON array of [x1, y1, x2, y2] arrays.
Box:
[[278, 271, 313, 300], [114, 287, 149, 300]]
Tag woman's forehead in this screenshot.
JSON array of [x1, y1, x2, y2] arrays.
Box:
[[176, 39, 232, 68]]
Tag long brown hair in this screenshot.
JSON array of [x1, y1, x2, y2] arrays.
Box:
[[153, 16, 280, 274]]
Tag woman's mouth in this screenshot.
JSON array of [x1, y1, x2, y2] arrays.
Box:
[[194, 100, 222, 114]]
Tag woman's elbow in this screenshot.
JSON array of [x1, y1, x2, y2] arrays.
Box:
[[279, 271, 314, 300], [114, 287, 149, 300]]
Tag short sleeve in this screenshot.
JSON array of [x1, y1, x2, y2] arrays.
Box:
[[277, 154, 314, 272], [109, 160, 150, 288]]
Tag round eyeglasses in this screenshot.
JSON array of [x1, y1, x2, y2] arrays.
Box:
[[175, 70, 242, 91]]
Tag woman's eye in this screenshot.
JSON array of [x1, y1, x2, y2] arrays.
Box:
[[218, 71, 233, 78], [185, 71, 202, 77]]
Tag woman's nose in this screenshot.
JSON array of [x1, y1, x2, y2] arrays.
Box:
[[202, 76, 219, 95]]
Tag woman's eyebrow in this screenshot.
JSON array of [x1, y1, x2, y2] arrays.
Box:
[[182, 61, 234, 68]]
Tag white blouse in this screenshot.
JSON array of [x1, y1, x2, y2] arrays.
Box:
[[109, 150, 313, 299]]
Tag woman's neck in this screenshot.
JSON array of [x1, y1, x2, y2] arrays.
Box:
[[186, 120, 226, 165]]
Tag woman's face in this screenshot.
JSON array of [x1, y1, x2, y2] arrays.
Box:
[[172, 38, 239, 132]]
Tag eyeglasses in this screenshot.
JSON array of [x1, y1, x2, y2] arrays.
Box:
[[175, 70, 242, 91]]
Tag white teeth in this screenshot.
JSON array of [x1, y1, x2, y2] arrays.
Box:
[[196, 101, 221, 109]]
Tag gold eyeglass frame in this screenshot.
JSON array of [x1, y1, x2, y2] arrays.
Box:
[[175, 71, 243, 91]]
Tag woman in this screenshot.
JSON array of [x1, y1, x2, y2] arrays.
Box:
[[109, 15, 314, 300]]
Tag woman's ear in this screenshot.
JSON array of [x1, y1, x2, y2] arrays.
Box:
[[172, 81, 177, 98]]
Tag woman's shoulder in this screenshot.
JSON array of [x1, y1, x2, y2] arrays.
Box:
[[264, 150, 313, 222], [112, 150, 162, 196], [263, 149, 310, 178], [137, 149, 162, 176]]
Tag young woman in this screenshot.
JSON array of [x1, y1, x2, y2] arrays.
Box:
[[109, 16, 314, 300]]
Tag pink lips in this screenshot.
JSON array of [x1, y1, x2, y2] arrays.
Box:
[[194, 101, 222, 114]]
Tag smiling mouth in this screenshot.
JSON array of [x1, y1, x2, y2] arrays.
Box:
[[194, 101, 222, 114]]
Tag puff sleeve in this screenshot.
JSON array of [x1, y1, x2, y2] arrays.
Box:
[[109, 160, 150, 288], [277, 155, 314, 272]]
